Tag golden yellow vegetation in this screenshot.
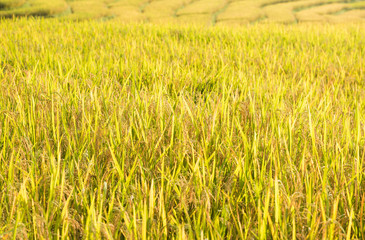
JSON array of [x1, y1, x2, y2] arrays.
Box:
[[0, 18, 364, 239], [1, 0, 364, 24]]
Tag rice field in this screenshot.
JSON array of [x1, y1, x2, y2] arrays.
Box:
[[1, 0, 365, 239], [0, 17, 364, 239], [0, 0, 365, 24]]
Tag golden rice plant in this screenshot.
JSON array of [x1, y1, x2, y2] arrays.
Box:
[[0, 18, 364, 239]]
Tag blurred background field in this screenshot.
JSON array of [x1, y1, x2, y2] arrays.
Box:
[[0, 0, 365, 24]]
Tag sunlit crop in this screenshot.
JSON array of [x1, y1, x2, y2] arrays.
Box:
[[0, 18, 364, 239]]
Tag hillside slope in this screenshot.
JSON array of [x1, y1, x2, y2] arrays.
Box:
[[1, 0, 365, 24]]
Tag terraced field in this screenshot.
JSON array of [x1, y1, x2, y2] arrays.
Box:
[[1, 0, 365, 24]]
